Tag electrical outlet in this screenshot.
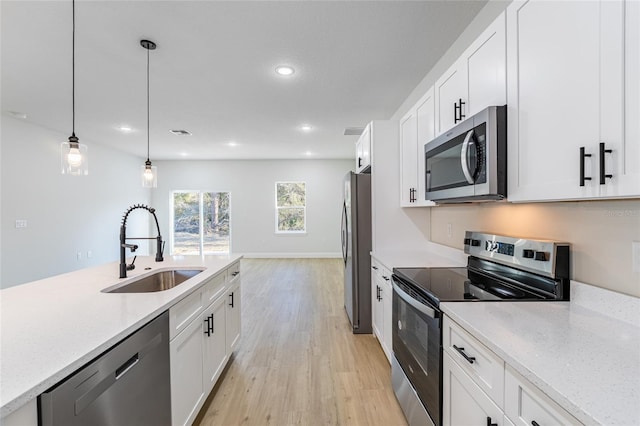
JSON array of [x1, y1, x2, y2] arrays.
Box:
[[633, 241, 640, 273], [87, 250, 93, 259], [447, 223, 452, 238], [15, 220, 27, 229], [77, 252, 82, 261]]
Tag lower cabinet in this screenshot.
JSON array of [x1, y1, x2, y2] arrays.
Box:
[[443, 315, 583, 426], [170, 262, 241, 426], [371, 259, 392, 363]]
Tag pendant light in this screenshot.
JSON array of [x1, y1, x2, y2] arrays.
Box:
[[61, 0, 88, 175], [141, 39, 157, 188]]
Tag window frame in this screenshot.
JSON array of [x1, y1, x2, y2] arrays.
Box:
[[275, 181, 307, 234], [170, 190, 232, 255]]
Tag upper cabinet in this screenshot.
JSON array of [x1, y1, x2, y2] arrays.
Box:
[[355, 124, 372, 173], [507, 0, 639, 202], [400, 88, 437, 207], [435, 11, 506, 136]]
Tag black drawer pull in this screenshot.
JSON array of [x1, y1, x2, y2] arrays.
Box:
[[453, 344, 476, 364], [486, 417, 497, 426], [372, 266, 378, 270], [204, 316, 212, 336], [531, 421, 541, 426], [580, 147, 592, 186], [229, 291, 235, 308], [599, 142, 613, 184]]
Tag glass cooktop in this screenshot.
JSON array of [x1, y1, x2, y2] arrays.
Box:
[[392, 266, 548, 307]]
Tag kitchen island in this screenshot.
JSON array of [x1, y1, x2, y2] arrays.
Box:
[[0, 254, 242, 423]]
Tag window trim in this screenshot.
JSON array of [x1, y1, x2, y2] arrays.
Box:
[[275, 181, 307, 234], [170, 190, 232, 255]]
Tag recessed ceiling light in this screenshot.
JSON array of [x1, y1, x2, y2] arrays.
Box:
[[179, 152, 189, 157], [7, 111, 28, 119], [300, 124, 312, 132], [117, 125, 133, 133], [275, 65, 295, 76], [227, 141, 238, 147], [170, 129, 191, 136], [305, 151, 313, 156]]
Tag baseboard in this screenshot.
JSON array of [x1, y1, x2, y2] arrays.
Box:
[[241, 252, 342, 259]]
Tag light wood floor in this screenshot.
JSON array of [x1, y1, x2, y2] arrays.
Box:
[[194, 258, 408, 426]]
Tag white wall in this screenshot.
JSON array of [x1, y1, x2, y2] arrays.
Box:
[[152, 159, 353, 257], [1, 116, 150, 288]]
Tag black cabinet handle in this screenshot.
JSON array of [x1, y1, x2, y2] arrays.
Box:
[[579, 147, 592, 186], [454, 99, 466, 123], [231, 271, 240, 277], [204, 316, 212, 337], [376, 285, 381, 301], [209, 314, 214, 334], [531, 421, 541, 426], [409, 187, 417, 203], [372, 266, 378, 270], [358, 157, 362, 167], [599, 142, 613, 184], [382, 276, 390, 281], [453, 344, 476, 364], [486, 417, 497, 426], [229, 291, 235, 308]]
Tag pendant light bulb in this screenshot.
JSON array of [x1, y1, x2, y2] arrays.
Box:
[[140, 39, 157, 188], [61, 0, 88, 176]]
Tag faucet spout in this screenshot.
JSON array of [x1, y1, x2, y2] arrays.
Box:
[[119, 204, 164, 278]]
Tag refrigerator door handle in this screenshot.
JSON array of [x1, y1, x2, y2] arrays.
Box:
[[341, 202, 348, 265]]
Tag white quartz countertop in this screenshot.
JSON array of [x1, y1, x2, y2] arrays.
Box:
[[441, 300, 640, 425], [372, 242, 467, 269], [0, 254, 242, 417]]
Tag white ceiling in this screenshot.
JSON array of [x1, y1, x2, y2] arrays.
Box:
[[1, 0, 487, 161]]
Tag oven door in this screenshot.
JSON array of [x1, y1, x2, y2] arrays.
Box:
[[392, 276, 442, 426]]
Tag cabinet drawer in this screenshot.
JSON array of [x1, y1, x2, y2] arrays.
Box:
[[504, 365, 582, 426], [170, 289, 204, 340], [443, 316, 505, 408], [204, 271, 227, 306]]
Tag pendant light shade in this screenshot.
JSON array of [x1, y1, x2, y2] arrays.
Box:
[[141, 39, 157, 188], [61, 0, 88, 176]]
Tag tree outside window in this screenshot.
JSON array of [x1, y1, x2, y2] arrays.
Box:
[[276, 182, 306, 233], [171, 191, 230, 254]]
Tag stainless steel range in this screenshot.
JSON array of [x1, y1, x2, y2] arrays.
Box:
[[391, 231, 570, 426]]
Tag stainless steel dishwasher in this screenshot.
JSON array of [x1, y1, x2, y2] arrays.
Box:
[[39, 311, 171, 426]]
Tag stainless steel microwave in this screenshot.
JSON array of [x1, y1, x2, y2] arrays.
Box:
[[425, 105, 507, 203]]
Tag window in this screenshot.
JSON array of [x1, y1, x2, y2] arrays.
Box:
[[275, 182, 306, 233], [171, 191, 230, 254]]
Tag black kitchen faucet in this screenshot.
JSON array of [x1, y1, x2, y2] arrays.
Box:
[[119, 204, 164, 278]]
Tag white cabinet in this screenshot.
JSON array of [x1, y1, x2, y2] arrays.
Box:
[[170, 263, 241, 426], [443, 352, 504, 426], [507, 0, 639, 201], [505, 365, 582, 426], [371, 259, 392, 363], [170, 312, 206, 426], [355, 124, 372, 173], [203, 296, 228, 392], [435, 11, 506, 135], [400, 87, 436, 207]]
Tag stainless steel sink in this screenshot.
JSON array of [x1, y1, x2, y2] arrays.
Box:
[[106, 269, 203, 293]]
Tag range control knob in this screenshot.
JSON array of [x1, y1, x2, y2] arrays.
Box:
[[522, 249, 535, 259], [534, 251, 548, 261], [463, 238, 471, 245], [471, 239, 481, 247]]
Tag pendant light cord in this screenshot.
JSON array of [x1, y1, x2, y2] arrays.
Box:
[[72, 0, 76, 138], [146, 44, 150, 162]]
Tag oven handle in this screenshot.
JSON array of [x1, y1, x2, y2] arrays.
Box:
[[460, 129, 476, 184], [392, 281, 437, 319]]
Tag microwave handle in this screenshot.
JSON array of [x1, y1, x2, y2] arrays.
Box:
[[393, 280, 437, 319], [460, 129, 476, 184]]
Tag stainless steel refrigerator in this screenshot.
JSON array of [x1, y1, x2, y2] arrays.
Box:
[[341, 171, 372, 334]]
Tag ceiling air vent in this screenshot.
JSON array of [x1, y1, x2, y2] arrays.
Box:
[[169, 129, 191, 136], [343, 127, 364, 136]]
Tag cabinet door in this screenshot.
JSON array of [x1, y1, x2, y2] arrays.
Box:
[[507, 0, 624, 201], [225, 280, 241, 354], [203, 296, 228, 394], [380, 278, 393, 363], [356, 124, 371, 173], [371, 276, 384, 344], [443, 352, 504, 426], [399, 110, 418, 206], [170, 316, 205, 426], [416, 88, 437, 206], [466, 11, 506, 116], [607, 0, 640, 197], [435, 58, 467, 135]]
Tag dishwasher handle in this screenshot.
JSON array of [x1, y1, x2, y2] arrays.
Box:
[[115, 353, 139, 380]]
